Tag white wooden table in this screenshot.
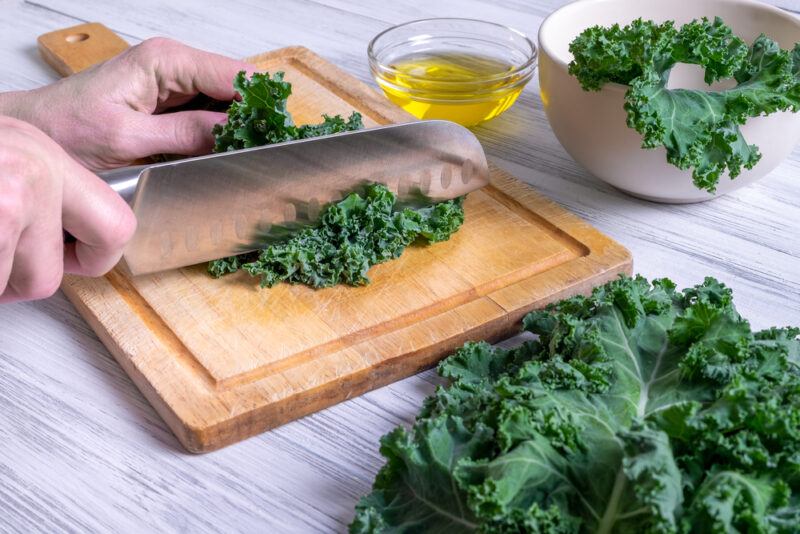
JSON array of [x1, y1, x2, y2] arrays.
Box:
[[1, 0, 799, 531]]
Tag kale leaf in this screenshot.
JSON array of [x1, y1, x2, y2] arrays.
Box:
[[208, 71, 466, 288], [212, 71, 364, 152], [297, 112, 364, 139], [568, 17, 800, 192], [209, 184, 464, 288], [351, 275, 800, 533]]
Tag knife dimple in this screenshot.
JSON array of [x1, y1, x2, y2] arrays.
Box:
[[420, 170, 432, 194], [461, 158, 474, 184], [185, 226, 199, 252], [308, 198, 321, 220], [440, 165, 452, 189], [160, 232, 173, 258], [210, 222, 223, 246], [234, 214, 249, 240], [283, 203, 297, 222]]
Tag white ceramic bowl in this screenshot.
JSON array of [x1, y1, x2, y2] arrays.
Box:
[[538, 0, 800, 203]]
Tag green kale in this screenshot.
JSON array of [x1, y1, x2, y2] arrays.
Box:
[[568, 17, 800, 192], [297, 112, 364, 139], [212, 71, 364, 152], [209, 184, 464, 288], [351, 275, 800, 533], [208, 70, 466, 288]]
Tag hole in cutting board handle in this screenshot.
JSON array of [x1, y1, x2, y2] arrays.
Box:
[[66, 33, 90, 43]]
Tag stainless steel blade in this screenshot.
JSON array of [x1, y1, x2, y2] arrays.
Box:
[[98, 120, 489, 276]]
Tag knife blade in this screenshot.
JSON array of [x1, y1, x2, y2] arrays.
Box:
[[97, 120, 489, 276]]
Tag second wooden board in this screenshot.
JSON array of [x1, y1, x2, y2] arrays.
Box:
[[45, 28, 632, 452]]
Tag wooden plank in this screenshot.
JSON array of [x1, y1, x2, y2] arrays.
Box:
[[53, 43, 631, 451]]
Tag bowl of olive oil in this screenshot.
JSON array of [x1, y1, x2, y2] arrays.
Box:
[[368, 18, 537, 127]]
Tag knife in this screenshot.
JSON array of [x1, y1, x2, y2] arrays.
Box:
[[97, 120, 490, 276]]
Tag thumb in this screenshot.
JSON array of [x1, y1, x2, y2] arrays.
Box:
[[133, 110, 227, 157]]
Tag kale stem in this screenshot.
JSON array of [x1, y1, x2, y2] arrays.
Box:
[[596, 468, 627, 534]]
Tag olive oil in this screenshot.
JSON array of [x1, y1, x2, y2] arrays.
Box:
[[376, 52, 527, 127]]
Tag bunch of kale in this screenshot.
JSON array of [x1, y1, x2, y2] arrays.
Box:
[[352, 275, 800, 532], [208, 71, 466, 288], [209, 184, 463, 288], [569, 17, 800, 192]]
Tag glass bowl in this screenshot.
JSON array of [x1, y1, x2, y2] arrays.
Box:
[[368, 18, 537, 127]]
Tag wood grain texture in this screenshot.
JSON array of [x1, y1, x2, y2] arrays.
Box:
[[0, 0, 798, 531], [57, 44, 630, 452]]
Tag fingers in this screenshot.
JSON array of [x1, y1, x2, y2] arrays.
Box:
[[0, 116, 135, 304], [128, 110, 228, 157], [61, 157, 137, 277], [0, 198, 23, 300], [0, 214, 63, 304], [3, 38, 254, 171], [0, 231, 20, 300], [132, 38, 255, 104], [0, 118, 67, 303]]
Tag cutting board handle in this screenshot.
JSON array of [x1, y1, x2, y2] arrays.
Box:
[[38, 22, 129, 76]]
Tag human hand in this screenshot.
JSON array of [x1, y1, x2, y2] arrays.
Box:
[[0, 38, 253, 170], [0, 116, 136, 303]]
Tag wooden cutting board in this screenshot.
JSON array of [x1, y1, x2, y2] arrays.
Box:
[[39, 23, 632, 452]]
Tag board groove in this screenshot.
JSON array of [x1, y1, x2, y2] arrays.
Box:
[[480, 182, 590, 258], [104, 269, 218, 389]]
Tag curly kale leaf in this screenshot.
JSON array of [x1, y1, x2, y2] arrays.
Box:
[[211, 71, 364, 152], [297, 112, 364, 139], [208, 71, 465, 288], [569, 17, 800, 192], [212, 71, 295, 151], [351, 275, 800, 533], [209, 184, 464, 288]]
